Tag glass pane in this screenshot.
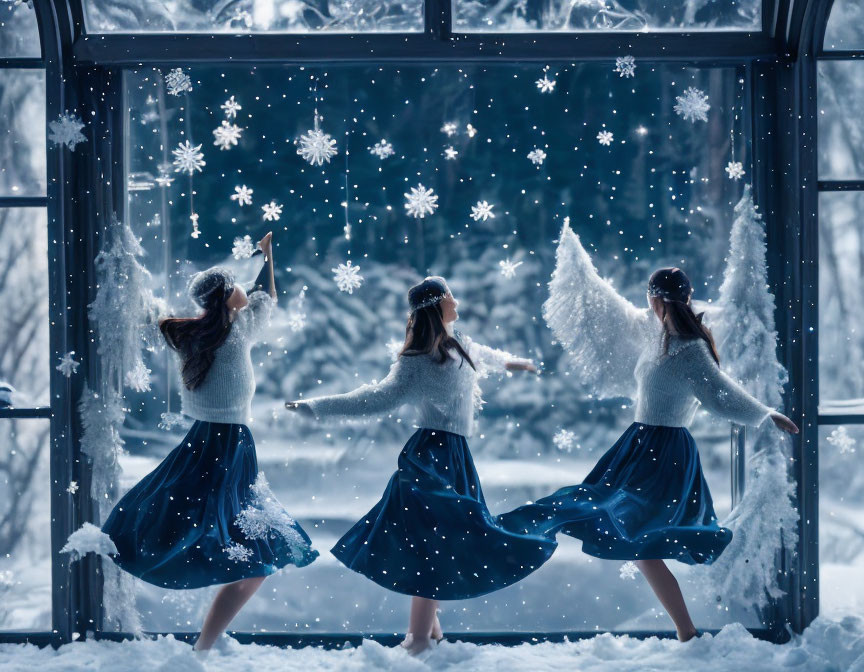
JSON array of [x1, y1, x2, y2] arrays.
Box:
[[121, 63, 755, 634], [819, 192, 864, 404], [0, 70, 46, 197], [820, 424, 864, 618], [818, 61, 864, 181], [455, 0, 761, 32], [83, 0, 423, 33], [0, 419, 51, 631], [823, 0, 864, 51], [0, 3, 40, 58]]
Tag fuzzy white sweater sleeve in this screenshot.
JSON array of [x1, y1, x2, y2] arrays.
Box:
[[235, 291, 274, 344], [463, 336, 532, 377]]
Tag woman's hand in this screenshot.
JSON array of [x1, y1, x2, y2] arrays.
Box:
[[285, 401, 314, 418], [257, 231, 273, 256], [771, 412, 799, 434], [505, 361, 538, 374]]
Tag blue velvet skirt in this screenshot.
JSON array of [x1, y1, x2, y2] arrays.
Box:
[[102, 420, 318, 589], [331, 428, 557, 600], [499, 423, 732, 565]]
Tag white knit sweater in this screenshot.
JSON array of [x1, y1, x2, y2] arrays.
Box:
[[300, 335, 530, 438], [178, 291, 273, 425]]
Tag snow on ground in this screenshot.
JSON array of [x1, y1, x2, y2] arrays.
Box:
[[2, 616, 864, 672]]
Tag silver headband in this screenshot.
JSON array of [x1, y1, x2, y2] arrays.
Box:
[[411, 294, 445, 312]]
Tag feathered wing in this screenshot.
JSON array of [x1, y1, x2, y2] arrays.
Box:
[[543, 218, 652, 399]]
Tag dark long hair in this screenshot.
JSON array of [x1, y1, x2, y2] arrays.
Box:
[[648, 267, 720, 365], [159, 278, 234, 390], [399, 276, 475, 370]]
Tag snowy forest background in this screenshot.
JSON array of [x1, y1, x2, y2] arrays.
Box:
[[0, 7, 863, 634]]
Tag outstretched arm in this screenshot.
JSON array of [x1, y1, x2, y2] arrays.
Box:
[[543, 218, 652, 399], [463, 336, 536, 377]]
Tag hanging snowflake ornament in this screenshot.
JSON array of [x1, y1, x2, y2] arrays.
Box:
[[262, 201, 283, 222], [466, 123, 478, 138], [404, 184, 438, 219], [154, 165, 174, 188], [443, 146, 459, 160], [597, 130, 614, 146], [527, 148, 547, 166], [827, 426, 857, 454], [296, 116, 338, 166], [190, 213, 201, 239], [124, 360, 151, 392], [172, 140, 206, 175], [224, 542, 253, 563], [552, 428, 576, 452], [369, 139, 395, 160], [619, 561, 639, 580], [440, 121, 458, 137], [56, 351, 80, 377], [221, 95, 242, 119], [499, 258, 524, 279], [165, 68, 193, 96], [332, 260, 364, 294], [231, 185, 253, 206], [48, 112, 86, 151], [212, 120, 243, 150], [725, 161, 746, 180], [232, 235, 255, 260], [536, 75, 556, 94], [470, 200, 495, 222], [674, 87, 710, 123], [614, 55, 637, 78]]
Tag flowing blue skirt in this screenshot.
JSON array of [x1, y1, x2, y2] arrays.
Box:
[[499, 423, 732, 565], [102, 421, 318, 589], [331, 428, 557, 600]]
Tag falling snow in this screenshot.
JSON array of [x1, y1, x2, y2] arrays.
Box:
[[56, 351, 80, 377], [499, 258, 524, 279], [444, 146, 459, 160], [441, 121, 458, 137], [725, 161, 746, 180], [66, 481, 79, 495], [527, 148, 547, 166], [404, 184, 439, 219], [296, 127, 338, 166], [221, 95, 242, 119], [48, 112, 86, 151], [536, 75, 556, 93], [164, 68, 193, 96], [470, 200, 495, 222], [619, 561, 639, 580], [674, 87, 710, 123], [614, 55, 637, 78], [332, 260, 364, 294], [232, 235, 255, 260], [827, 426, 857, 455], [466, 123, 478, 138], [172, 140, 206, 175], [552, 428, 576, 452], [597, 130, 614, 146], [369, 139, 395, 160], [231, 185, 254, 206], [261, 201, 283, 222], [212, 120, 243, 150]]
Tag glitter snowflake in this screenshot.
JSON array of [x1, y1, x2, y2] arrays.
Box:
[[369, 139, 395, 160], [470, 200, 495, 222], [536, 75, 556, 93], [221, 95, 242, 119], [552, 428, 576, 452], [296, 127, 338, 166], [232, 235, 255, 259], [224, 542, 253, 563], [165, 68, 193, 96], [597, 130, 614, 146], [124, 360, 151, 392], [404, 184, 438, 219], [66, 481, 79, 495], [172, 140, 206, 175], [827, 426, 857, 455], [441, 121, 458, 137], [527, 148, 547, 166], [212, 120, 243, 150], [234, 474, 308, 563], [386, 337, 403, 362], [725, 161, 746, 180], [619, 561, 639, 580], [286, 288, 307, 332], [332, 260, 364, 294], [466, 123, 478, 138], [499, 258, 524, 279], [443, 146, 459, 160], [231, 185, 253, 206], [674, 87, 710, 123], [614, 55, 637, 78], [262, 201, 283, 221], [56, 351, 80, 377], [48, 112, 86, 151]]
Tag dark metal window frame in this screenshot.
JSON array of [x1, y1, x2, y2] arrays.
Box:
[[6, 0, 830, 648]]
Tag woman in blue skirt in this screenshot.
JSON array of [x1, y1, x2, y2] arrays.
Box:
[[102, 232, 317, 651], [286, 276, 549, 654], [500, 220, 798, 641]]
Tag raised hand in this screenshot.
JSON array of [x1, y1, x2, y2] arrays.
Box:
[[771, 412, 799, 434]]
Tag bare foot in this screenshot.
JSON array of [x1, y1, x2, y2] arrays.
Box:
[[678, 628, 699, 642], [431, 615, 443, 643], [400, 633, 433, 656]]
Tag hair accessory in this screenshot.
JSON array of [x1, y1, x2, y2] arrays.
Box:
[[188, 266, 235, 308], [408, 276, 449, 313]]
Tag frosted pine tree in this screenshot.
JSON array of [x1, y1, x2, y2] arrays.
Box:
[[702, 185, 799, 612]]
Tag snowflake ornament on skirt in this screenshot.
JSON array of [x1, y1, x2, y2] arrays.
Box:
[[404, 184, 438, 218], [232, 235, 255, 259], [224, 542, 253, 563], [552, 428, 576, 452], [369, 139, 395, 160], [674, 87, 710, 123], [172, 140, 205, 175], [471, 200, 495, 221], [597, 130, 614, 146], [262, 201, 282, 221], [527, 148, 547, 166], [231, 185, 253, 206], [499, 258, 524, 279], [164, 68, 193, 96], [234, 473, 309, 563], [212, 120, 243, 150], [332, 260, 364, 294], [725, 161, 746, 180], [221, 95, 242, 119], [56, 351, 80, 377], [296, 122, 338, 166], [48, 112, 86, 151], [614, 55, 637, 78], [827, 426, 857, 454], [619, 561, 639, 580]]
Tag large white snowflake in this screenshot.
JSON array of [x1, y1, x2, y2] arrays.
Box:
[[124, 360, 151, 392], [725, 161, 746, 180], [296, 127, 338, 166], [56, 351, 80, 377], [404, 184, 438, 219], [212, 120, 243, 150], [369, 139, 395, 160], [470, 200, 495, 222], [827, 426, 857, 455], [165, 68, 193, 96], [231, 184, 253, 206], [499, 258, 524, 279], [527, 148, 547, 166], [234, 474, 309, 563], [619, 561, 639, 580], [441, 121, 458, 137], [614, 55, 637, 78], [332, 260, 364, 294], [232, 235, 255, 259], [536, 75, 556, 93], [443, 146, 459, 160], [552, 428, 576, 452], [172, 140, 206, 175], [221, 95, 242, 119], [597, 130, 614, 146], [674, 87, 710, 123], [262, 201, 283, 221], [224, 542, 253, 563], [48, 112, 86, 151]]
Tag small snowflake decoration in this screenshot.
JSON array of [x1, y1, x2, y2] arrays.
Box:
[[552, 428, 576, 452], [172, 140, 206, 175], [56, 351, 80, 378], [404, 184, 438, 219], [165, 68, 193, 96], [536, 75, 556, 94], [287, 288, 308, 333], [674, 87, 710, 123], [443, 146, 459, 160], [827, 426, 857, 455], [262, 201, 283, 222], [597, 130, 614, 146], [466, 123, 478, 138], [48, 113, 86, 151], [499, 258, 524, 279], [66, 481, 79, 495], [212, 120, 243, 150], [332, 260, 364, 294], [470, 200, 495, 222], [232, 235, 255, 260], [441, 121, 458, 137], [296, 126, 338, 166], [527, 148, 547, 166], [224, 542, 253, 563], [369, 139, 395, 160], [614, 55, 637, 78], [231, 185, 253, 206], [619, 561, 639, 580], [725, 161, 746, 180], [221, 95, 242, 119]]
